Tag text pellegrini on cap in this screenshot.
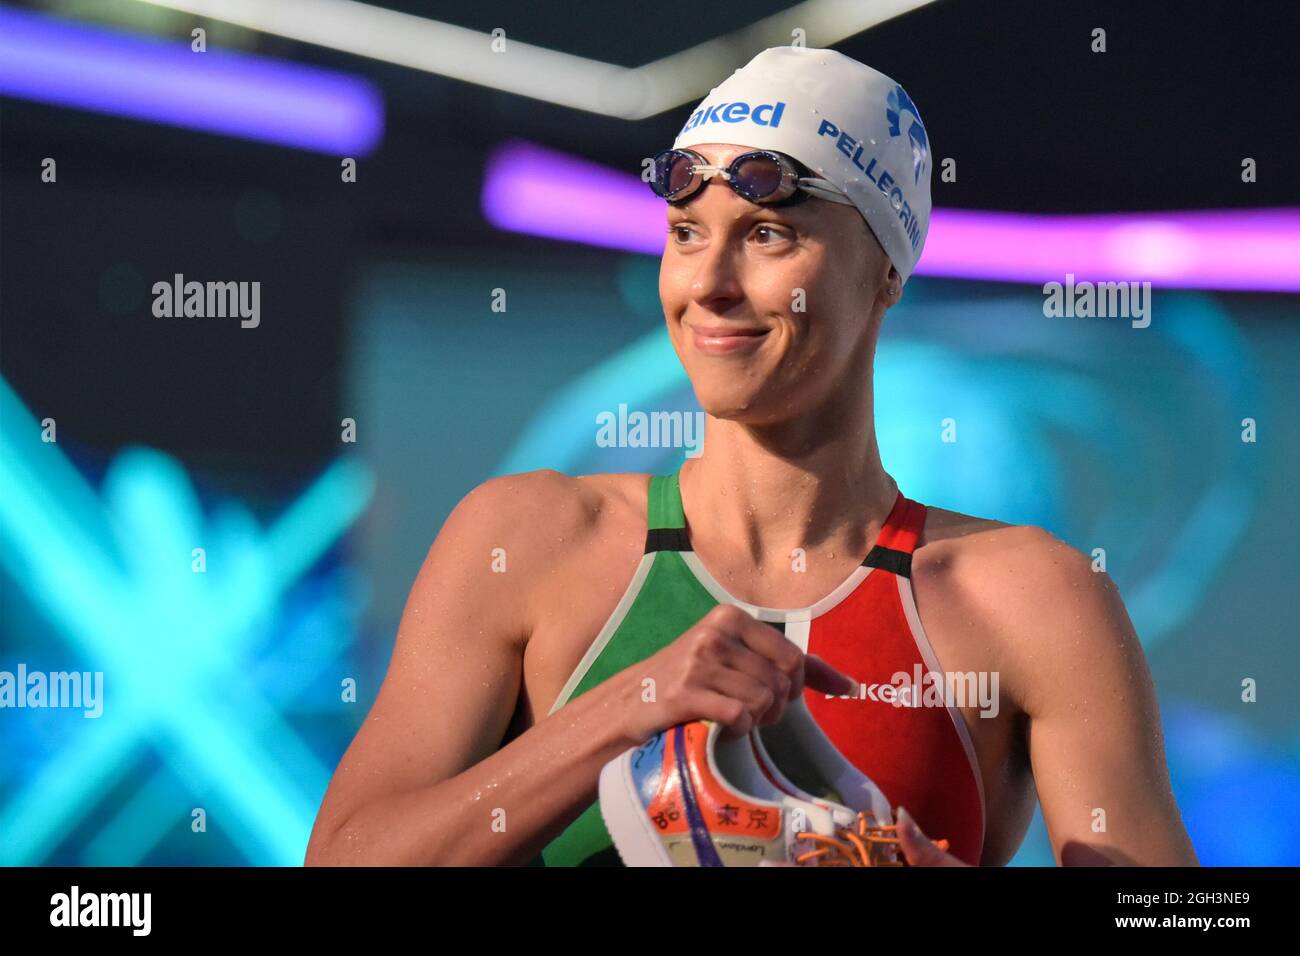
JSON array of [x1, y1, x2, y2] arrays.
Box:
[[815, 118, 923, 253]]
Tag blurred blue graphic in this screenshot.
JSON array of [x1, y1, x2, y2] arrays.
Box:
[[0, 377, 374, 864]]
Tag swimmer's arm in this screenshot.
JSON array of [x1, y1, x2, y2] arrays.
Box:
[[1013, 533, 1199, 866], [304, 472, 641, 866]]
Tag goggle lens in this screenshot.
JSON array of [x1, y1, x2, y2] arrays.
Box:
[[662, 151, 698, 197], [731, 152, 785, 200]]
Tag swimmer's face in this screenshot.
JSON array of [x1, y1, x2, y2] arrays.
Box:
[[659, 143, 898, 426]]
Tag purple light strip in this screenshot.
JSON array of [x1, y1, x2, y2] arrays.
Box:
[[483, 140, 666, 255], [482, 140, 1300, 292], [924, 207, 1300, 292], [0, 7, 383, 155]]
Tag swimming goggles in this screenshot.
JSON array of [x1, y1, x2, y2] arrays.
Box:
[[649, 147, 855, 207]]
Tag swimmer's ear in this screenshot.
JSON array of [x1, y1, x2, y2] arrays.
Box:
[[874, 261, 902, 312]]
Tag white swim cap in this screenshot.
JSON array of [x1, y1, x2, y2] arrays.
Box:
[[673, 46, 932, 284]]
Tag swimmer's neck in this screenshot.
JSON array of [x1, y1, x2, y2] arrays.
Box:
[[677, 412, 896, 567]]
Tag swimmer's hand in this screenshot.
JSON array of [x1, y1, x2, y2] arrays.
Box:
[[616, 603, 858, 745], [893, 807, 969, 866]]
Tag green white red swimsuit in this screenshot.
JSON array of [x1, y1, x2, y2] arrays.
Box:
[[533, 468, 986, 866]]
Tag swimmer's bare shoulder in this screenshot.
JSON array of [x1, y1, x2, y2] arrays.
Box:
[[465, 470, 650, 663], [485, 468, 649, 602], [304, 468, 647, 865], [384, 466, 644, 655], [911, 506, 1136, 720], [911, 506, 1198, 864]]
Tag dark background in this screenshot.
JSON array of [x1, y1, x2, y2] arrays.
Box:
[[5, 0, 1296, 485]]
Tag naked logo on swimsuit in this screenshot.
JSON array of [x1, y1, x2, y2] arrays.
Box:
[[828, 665, 999, 718]]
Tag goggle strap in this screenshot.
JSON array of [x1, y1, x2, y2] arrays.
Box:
[[796, 177, 857, 205]]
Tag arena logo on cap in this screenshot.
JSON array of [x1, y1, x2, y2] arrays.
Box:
[[885, 85, 929, 186], [678, 100, 786, 137]]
